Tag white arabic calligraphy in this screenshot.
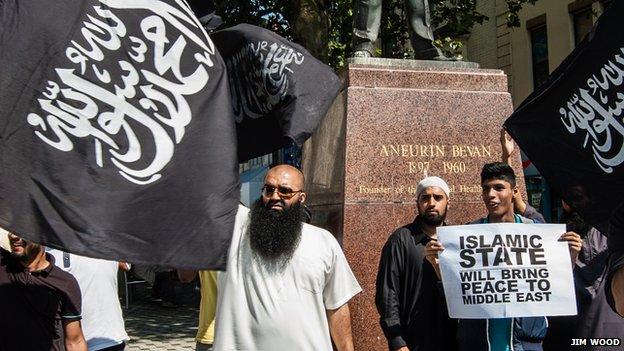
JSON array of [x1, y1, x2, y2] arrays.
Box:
[[559, 47, 624, 173], [226, 40, 305, 122], [27, 0, 215, 184]]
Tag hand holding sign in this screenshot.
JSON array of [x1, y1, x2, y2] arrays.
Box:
[[424, 238, 444, 280], [559, 231, 582, 267], [438, 223, 577, 319]]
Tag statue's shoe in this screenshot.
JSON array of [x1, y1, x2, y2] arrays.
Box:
[[352, 50, 372, 58], [431, 55, 458, 61]]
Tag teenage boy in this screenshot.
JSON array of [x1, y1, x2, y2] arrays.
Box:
[[425, 162, 582, 351]]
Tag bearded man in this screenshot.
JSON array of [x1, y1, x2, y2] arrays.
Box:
[[375, 176, 457, 351], [213, 164, 362, 351], [0, 232, 87, 351]]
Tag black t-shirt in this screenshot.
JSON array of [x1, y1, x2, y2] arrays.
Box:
[[0, 248, 82, 351]]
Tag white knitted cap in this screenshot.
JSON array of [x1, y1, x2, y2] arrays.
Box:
[[416, 176, 450, 198]]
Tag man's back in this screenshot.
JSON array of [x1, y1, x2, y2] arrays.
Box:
[[214, 206, 361, 351], [47, 250, 129, 351]]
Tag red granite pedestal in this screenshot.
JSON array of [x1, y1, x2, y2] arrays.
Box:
[[301, 58, 525, 350]]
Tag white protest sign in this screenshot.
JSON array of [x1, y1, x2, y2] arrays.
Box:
[[438, 223, 577, 319]]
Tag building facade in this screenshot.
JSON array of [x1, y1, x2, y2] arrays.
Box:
[[464, 0, 611, 221]]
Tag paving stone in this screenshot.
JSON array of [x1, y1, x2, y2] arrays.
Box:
[[123, 280, 201, 351]]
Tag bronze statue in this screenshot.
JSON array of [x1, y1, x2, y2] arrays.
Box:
[[352, 0, 448, 60]]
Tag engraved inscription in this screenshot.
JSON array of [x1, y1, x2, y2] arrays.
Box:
[[379, 143, 493, 175], [451, 145, 491, 158], [356, 183, 483, 195], [380, 144, 445, 157], [356, 142, 498, 200]]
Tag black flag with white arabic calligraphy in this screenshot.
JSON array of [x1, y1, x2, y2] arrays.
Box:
[[0, 0, 241, 269], [504, 1, 624, 235], [211, 24, 342, 162]]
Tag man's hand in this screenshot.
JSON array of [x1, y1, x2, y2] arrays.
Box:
[[177, 269, 198, 283], [118, 261, 131, 272], [500, 128, 515, 164], [393, 347, 409, 351], [63, 320, 87, 351], [500, 129, 528, 215], [560, 231, 582, 267], [326, 303, 355, 351], [424, 238, 445, 280]]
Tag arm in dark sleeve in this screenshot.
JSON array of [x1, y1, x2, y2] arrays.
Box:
[[606, 209, 624, 316], [606, 253, 624, 316], [61, 275, 82, 322], [375, 231, 407, 350], [521, 204, 546, 223]]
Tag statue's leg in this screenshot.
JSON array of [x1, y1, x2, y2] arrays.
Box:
[[352, 0, 382, 56], [405, 0, 443, 59]]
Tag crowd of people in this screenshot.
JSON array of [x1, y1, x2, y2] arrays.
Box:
[[0, 131, 623, 351], [374, 131, 623, 351]]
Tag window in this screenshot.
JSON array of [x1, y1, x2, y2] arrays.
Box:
[[530, 24, 549, 89], [573, 7, 594, 45]]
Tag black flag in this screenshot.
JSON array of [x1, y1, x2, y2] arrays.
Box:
[[0, 0, 240, 269], [211, 24, 342, 162], [0, 1, 340, 269], [504, 1, 624, 235]]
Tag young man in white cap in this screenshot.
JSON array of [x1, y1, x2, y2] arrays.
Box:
[[375, 176, 457, 351]]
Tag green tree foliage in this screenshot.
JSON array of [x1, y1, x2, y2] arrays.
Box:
[[505, 0, 539, 27], [325, 0, 353, 68], [213, 0, 292, 38], [212, 0, 539, 69]]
